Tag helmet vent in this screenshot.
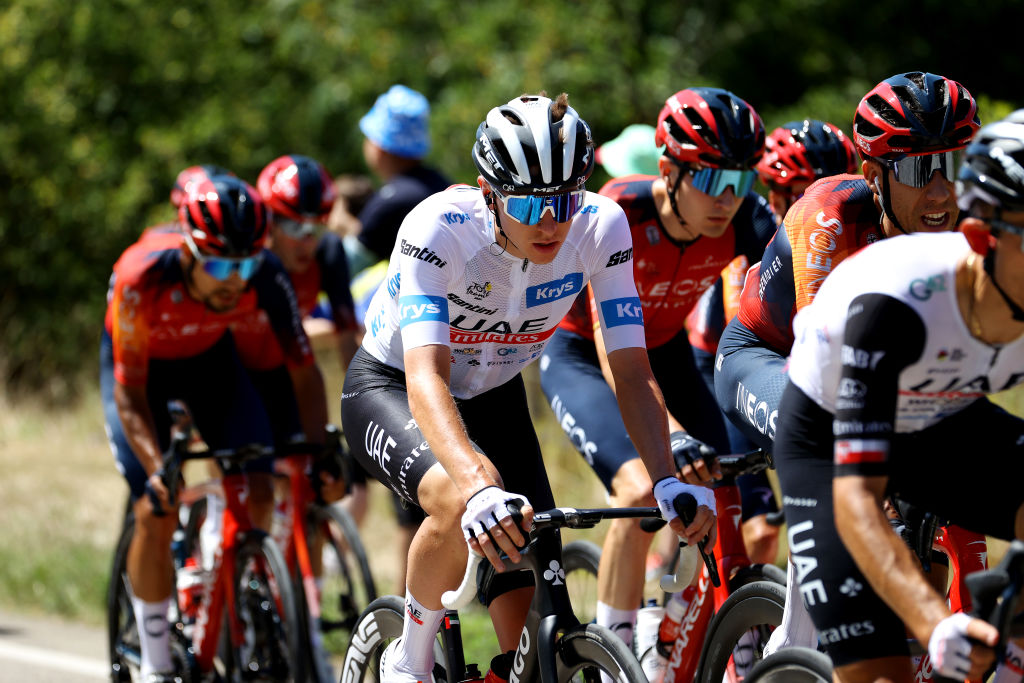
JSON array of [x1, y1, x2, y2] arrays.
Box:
[[867, 94, 904, 126]]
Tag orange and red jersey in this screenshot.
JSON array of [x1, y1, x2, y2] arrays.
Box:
[[232, 233, 358, 371], [735, 174, 883, 353], [558, 175, 776, 348], [104, 225, 315, 386]]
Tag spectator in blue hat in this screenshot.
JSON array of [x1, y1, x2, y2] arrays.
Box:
[[341, 85, 452, 277]]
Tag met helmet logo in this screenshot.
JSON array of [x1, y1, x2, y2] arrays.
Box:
[[526, 273, 583, 307]]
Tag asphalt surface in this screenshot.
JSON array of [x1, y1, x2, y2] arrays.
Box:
[[0, 610, 108, 682]]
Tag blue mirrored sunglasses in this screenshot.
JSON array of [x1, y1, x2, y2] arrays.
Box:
[[495, 188, 587, 225], [688, 167, 756, 197], [887, 150, 962, 188], [186, 237, 262, 281]]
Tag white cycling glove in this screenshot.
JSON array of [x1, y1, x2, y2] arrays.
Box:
[[653, 477, 715, 524], [928, 613, 974, 679], [461, 485, 528, 545]]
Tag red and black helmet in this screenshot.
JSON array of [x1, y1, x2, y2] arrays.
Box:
[[170, 164, 234, 208], [178, 176, 269, 257], [655, 87, 765, 169], [757, 120, 859, 186], [256, 154, 336, 222], [853, 71, 980, 160]]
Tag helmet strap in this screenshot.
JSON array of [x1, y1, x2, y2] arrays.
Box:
[[878, 171, 910, 236], [487, 199, 522, 258], [983, 247, 1024, 322]]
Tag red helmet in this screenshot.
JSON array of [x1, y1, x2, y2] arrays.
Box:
[[170, 164, 234, 208], [655, 87, 765, 169], [257, 154, 336, 222], [178, 176, 268, 257], [853, 71, 980, 160], [757, 120, 859, 186]]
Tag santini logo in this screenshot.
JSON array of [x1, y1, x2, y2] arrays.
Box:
[[526, 273, 583, 307], [399, 239, 447, 268], [398, 295, 448, 327]]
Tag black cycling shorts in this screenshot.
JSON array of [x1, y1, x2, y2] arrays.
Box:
[[774, 381, 1024, 667], [340, 347, 556, 514]]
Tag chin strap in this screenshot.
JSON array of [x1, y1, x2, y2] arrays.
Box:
[[983, 249, 1024, 322], [878, 172, 910, 236], [665, 163, 697, 240], [487, 195, 522, 258]]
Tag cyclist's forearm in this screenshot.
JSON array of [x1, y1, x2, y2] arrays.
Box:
[[406, 349, 494, 498], [113, 380, 162, 475], [607, 348, 674, 482], [834, 476, 949, 645], [290, 363, 328, 443]]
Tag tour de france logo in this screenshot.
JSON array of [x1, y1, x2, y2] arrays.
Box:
[[467, 281, 492, 300]]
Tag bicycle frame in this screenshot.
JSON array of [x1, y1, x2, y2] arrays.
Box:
[[663, 479, 750, 682], [276, 454, 322, 623], [189, 468, 279, 673]]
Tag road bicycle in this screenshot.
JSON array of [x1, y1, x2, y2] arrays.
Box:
[[179, 424, 377, 683], [338, 500, 705, 682], [644, 448, 787, 683], [107, 402, 314, 682], [742, 521, 990, 683]]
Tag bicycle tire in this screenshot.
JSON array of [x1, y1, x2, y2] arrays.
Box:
[[338, 596, 448, 683], [694, 579, 786, 683], [309, 503, 377, 651], [744, 646, 833, 682], [107, 512, 136, 683], [222, 531, 307, 683], [562, 539, 601, 624], [555, 623, 647, 682]]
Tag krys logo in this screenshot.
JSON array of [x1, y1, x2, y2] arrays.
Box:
[[600, 297, 643, 328], [398, 295, 448, 327], [526, 273, 583, 307]]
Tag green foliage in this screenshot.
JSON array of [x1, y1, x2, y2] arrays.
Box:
[[2, 0, 1022, 400]]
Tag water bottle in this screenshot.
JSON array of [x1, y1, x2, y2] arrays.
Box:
[[656, 590, 692, 658], [636, 599, 667, 680]]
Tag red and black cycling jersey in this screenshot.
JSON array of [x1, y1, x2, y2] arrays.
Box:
[[232, 232, 358, 370], [104, 225, 315, 386], [735, 174, 883, 353], [558, 174, 776, 348]]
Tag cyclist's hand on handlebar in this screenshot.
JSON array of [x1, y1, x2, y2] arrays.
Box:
[[670, 431, 721, 484], [461, 486, 533, 572], [653, 477, 717, 548], [144, 471, 174, 517], [316, 470, 346, 503], [928, 613, 998, 679]]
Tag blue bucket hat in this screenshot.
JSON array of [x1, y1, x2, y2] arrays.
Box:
[[359, 85, 431, 159]]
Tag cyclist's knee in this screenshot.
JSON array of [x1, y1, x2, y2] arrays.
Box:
[[741, 515, 780, 564], [132, 503, 178, 540], [246, 472, 275, 506], [608, 458, 654, 508]]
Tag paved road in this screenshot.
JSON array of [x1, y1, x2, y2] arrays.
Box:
[[0, 610, 108, 683]]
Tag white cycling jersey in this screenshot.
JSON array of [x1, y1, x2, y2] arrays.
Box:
[[789, 232, 1024, 433], [361, 185, 646, 398]]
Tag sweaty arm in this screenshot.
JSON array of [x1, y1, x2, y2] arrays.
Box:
[[830, 293, 952, 646]]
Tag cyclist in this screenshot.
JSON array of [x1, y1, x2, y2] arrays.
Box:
[[682, 118, 860, 562], [712, 71, 980, 655], [101, 175, 326, 682], [770, 110, 1024, 682], [340, 92, 716, 682], [757, 119, 859, 225], [340, 84, 453, 278], [538, 86, 776, 651]]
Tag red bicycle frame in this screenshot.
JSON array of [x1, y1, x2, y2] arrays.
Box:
[[662, 479, 750, 682], [187, 471, 282, 673], [275, 455, 322, 624]]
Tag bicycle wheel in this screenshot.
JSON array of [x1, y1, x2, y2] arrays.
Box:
[[562, 539, 601, 624], [555, 623, 647, 682], [309, 502, 377, 656], [694, 580, 786, 683], [744, 646, 833, 682], [107, 513, 137, 683], [107, 510, 197, 683], [338, 596, 448, 683], [222, 532, 306, 683]]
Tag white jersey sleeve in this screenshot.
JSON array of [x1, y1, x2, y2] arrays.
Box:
[[586, 203, 646, 352]]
